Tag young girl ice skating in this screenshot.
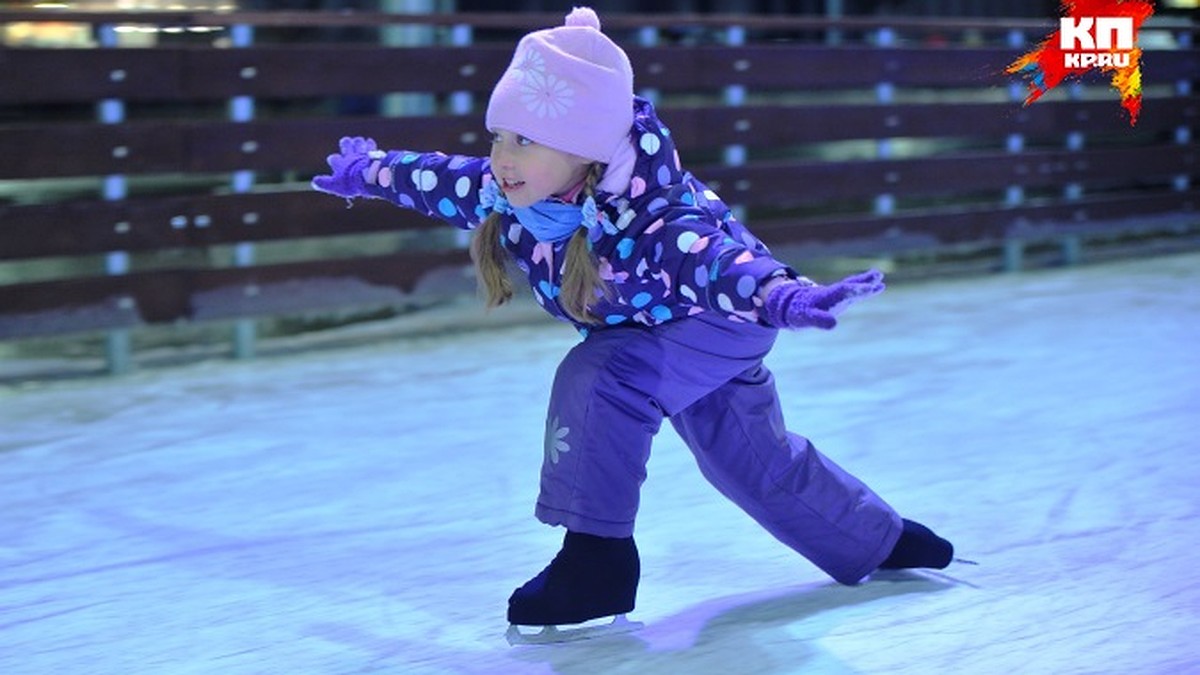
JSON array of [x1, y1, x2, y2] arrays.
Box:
[[314, 7, 954, 634]]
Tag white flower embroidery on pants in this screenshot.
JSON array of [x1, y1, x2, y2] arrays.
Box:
[[544, 416, 571, 465]]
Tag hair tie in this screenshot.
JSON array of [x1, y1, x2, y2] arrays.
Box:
[[479, 179, 512, 215]]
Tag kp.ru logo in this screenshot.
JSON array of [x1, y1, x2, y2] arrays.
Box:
[[1060, 17, 1134, 68], [1007, 1, 1155, 126]]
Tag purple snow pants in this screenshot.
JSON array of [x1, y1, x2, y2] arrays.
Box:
[[535, 311, 903, 585]]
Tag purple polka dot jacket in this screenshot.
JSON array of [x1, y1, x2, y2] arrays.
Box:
[[361, 97, 796, 334]]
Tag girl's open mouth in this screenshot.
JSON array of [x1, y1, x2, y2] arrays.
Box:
[[501, 179, 525, 192]]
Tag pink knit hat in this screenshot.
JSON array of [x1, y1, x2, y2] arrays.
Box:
[[485, 7, 634, 165]]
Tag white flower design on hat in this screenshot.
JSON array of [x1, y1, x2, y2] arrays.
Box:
[[518, 49, 575, 119], [516, 47, 545, 74]]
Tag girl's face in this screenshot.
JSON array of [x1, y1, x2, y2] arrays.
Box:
[[489, 129, 591, 208]]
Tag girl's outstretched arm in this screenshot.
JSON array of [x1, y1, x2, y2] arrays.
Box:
[[758, 270, 885, 330], [312, 136, 492, 231]]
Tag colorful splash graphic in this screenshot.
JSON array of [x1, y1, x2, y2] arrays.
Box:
[[1007, 0, 1155, 125]]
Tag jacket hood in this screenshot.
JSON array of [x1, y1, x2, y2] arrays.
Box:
[[599, 97, 687, 203]]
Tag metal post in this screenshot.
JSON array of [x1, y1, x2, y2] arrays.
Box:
[[449, 21, 474, 250], [826, 0, 843, 46], [1171, 30, 1193, 236], [1062, 129, 1084, 266], [724, 24, 747, 224], [873, 26, 895, 218], [230, 22, 257, 360], [1005, 132, 1025, 207], [1003, 239, 1024, 272], [448, 23, 473, 117], [637, 26, 661, 106], [1005, 30, 1026, 209], [1061, 236, 1082, 266], [382, 0, 437, 117], [1004, 29, 1029, 272], [1173, 28, 1192, 203], [98, 23, 132, 375]]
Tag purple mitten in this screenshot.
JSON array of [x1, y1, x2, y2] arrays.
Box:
[[311, 136, 382, 199], [763, 269, 886, 330]]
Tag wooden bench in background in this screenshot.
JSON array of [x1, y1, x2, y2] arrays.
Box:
[[0, 11, 1196, 373]]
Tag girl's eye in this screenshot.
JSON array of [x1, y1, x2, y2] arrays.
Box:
[[489, 134, 532, 147]]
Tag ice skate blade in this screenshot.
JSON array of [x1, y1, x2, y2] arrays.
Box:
[[505, 614, 643, 646]]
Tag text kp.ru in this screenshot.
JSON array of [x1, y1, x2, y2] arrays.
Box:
[[1060, 17, 1134, 68]]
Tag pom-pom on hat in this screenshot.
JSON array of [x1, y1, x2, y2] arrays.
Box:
[[485, 7, 634, 165]]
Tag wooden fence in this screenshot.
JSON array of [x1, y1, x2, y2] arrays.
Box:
[[0, 10, 1196, 373]]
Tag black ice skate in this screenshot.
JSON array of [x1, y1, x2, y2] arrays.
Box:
[[879, 518, 976, 571], [506, 531, 642, 645]]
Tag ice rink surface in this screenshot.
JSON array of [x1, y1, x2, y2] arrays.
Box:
[[2, 252, 1198, 674]]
